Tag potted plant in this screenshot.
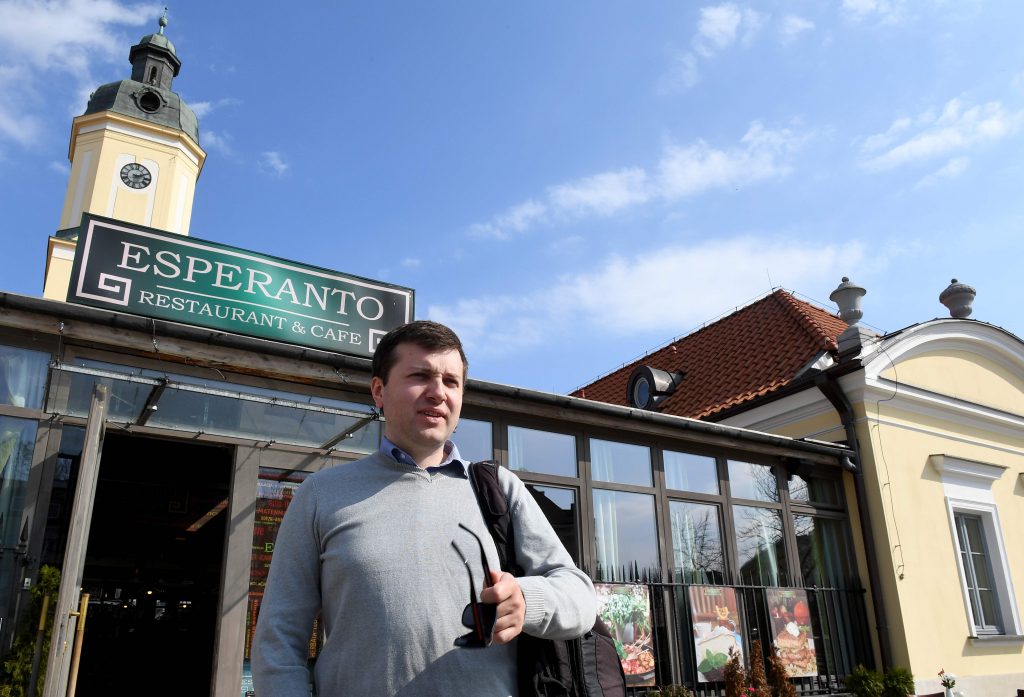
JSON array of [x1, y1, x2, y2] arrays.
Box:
[[938, 670, 956, 697]]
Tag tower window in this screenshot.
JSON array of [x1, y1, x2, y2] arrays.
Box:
[[148, 66, 158, 85], [138, 91, 161, 113]]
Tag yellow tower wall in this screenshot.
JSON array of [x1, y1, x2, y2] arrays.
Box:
[[59, 111, 204, 235]]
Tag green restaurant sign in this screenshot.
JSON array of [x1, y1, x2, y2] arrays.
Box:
[[67, 215, 414, 359]]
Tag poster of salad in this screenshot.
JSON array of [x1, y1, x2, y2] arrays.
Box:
[[594, 583, 656, 686], [765, 588, 817, 677], [688, 585, 744, 682]]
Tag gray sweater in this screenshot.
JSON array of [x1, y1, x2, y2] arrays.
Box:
[[251, 451, 596, 696]]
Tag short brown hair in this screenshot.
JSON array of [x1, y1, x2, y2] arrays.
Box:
[[371, 320, 468, 383]]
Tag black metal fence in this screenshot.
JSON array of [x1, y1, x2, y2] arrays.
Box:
[[616, 579, 873, 695]]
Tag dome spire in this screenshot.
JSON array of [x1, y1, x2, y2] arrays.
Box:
[[159, 7, 168, 35]]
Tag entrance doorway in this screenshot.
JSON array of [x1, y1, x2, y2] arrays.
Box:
[[73, 433, 231, 697]]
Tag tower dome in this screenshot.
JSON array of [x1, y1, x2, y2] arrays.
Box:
[[82, 10, 198, 144]]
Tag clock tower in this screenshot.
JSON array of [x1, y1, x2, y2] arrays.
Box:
[[43, 12, 206, 300]]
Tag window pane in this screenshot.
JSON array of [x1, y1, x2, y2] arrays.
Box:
[[0, 345, 50, 409], [670, 501, 724, 584], [664, 451, 718, 494], [794, 515, 854, 587], [591, 439, 651, 487], [728, 461, 779, 502], [954, 513, 1003, 633], [733, 505, 788, 586], [0, 417, 38, 614], [451, 418, 492, 462], [147, 389, 380, 453], [789, 475, 841, 506], [508, 426, 577, 478], [593, 489, 659, 582], [526, 485, 579, 563], [66, 372, 150, 422], [63, 360, 380, 451]]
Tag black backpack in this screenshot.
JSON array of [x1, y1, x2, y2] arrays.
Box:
[[468, 461, 628, 697]]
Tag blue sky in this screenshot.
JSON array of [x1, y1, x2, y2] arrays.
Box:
[[2, 1, 1022, 393]]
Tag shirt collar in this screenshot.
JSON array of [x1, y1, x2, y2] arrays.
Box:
[[380, 436, 469, 475]]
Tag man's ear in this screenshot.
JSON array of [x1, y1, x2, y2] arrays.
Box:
[[370, 376, 385, 409]]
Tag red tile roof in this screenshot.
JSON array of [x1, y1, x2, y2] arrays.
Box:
[[571, 290, 848, 419]]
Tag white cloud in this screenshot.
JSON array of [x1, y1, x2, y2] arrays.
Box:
[[259, 151, 289, 176], [471, 122, 805, 239], [430, 237, 865, 358], [695, 4, 743, 56], [0, 1, 161, 147], [548, 168, 651, 217], [841, 0, 906, 23], [861, 98, 1024, 172], [914, 156, 969, 189], [49, 160, 70, 176], [661, 4, 764, 92], [400, 258, 421, 268], [189, 97, 241, 119], [694, 4, 764, 55], [779, 15, 814, 43], [658, 51, 700, 93], [0, 0, 159, 74], [0, 103, 41, 146], [469, 199, 547, 239], [201, 129, 233, 155]]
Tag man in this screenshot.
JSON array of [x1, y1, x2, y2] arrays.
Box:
[[252, 320, 596, 696]]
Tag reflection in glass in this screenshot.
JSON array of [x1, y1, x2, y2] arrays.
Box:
[[0, 345, 50, 409], [452, 418, 493, 463], [41, 427, 84, 567], [591, 439, 651, 487], [63, 360, 380, 452], [790, 475, 841, 506], [794, 515, 854, 587], [593, 489, 659, 581], [508, 426, 577, 478], [526, 485, 579, 563], [669, 501, 724, 584], [664, 451, 718, 494], [733, 505, 788, 586], [728, 461, 779, 502], [246, 469, 317, 663], [0, 417, 38, 614]]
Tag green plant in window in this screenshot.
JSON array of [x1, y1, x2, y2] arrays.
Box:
[[882, 667, 915, 697], [845, 665, 884, 697], [0, 565, 61, 697]]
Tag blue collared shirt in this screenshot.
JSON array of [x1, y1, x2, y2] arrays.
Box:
[[380, 436, 469, 476]]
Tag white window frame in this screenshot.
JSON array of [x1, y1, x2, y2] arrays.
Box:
[[931, 455, 1022, 638]]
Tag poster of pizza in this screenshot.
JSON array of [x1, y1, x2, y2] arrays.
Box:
[[765, 588, 817, 677], [688, 585, 744, 682], [594, 584, 656, 686]]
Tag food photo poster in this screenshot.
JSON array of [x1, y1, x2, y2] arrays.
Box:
[[688, 585, 744, 682], [765, 588, 817, 677], [594, 583, 656, 686]]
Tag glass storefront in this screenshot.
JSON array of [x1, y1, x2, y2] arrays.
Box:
[[0, 335, 869, 694]]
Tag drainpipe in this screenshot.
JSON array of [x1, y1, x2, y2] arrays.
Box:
[[815, 371, 894, 670]]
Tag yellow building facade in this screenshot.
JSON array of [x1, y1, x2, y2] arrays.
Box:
[[721, 319, 1024, 696]]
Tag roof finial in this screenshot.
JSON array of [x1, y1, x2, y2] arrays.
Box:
[[159, 7, 168, 34]]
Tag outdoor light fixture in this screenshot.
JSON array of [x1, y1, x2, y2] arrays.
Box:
[[627, 365, 684, 411]]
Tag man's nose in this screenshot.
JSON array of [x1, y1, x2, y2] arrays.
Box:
[[424, 376, 446, 400]]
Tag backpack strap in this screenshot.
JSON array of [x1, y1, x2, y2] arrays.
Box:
[[468, 461, 523, 576]]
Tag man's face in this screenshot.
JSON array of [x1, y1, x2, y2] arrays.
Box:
[[370, 342, 465, 467]]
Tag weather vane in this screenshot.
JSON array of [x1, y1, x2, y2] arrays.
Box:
[[159, 7, 168, 34]]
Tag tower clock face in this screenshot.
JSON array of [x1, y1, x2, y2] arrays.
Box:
[[120, 162, 152, 189]]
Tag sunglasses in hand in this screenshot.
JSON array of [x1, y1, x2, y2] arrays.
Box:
[[451, 523, 497, 648]]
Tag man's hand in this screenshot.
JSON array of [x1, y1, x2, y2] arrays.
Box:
[[481, 570, 525, 644]]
